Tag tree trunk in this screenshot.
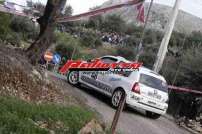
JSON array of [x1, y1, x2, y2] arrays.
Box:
[[26, 0, 66, 65]]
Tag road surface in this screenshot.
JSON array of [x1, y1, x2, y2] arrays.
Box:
[[51, 72, 190, 134]]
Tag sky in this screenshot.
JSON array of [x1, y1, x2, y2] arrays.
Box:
[[5, 0, 202, 18]]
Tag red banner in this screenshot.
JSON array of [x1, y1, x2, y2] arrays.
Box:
[[136, 3, 145, 23], [57, 0, 144, 23]]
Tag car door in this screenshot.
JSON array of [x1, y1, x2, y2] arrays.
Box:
[[100, 60, 134, 95], [79, 61, 111, 96], [98, 57, 119, 95]]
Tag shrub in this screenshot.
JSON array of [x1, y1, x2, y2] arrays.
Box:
[[101, 15, 126, 33], [80, 53, 94, 61], [125, 24, 143, 36], [80, 30, 102, 48], [10, 17, 39, 41], [6, 32, 22, 47], [124, 35, 139, 47], [0, 13, 12, 41], [55, 32, 81, 60], [86, 15, 103, 30], [116, 46, 136, 60]]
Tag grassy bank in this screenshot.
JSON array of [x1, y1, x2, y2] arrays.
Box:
[[0, 96, 95, 134]]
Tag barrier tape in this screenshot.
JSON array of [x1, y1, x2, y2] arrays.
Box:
[[0, 0, 143, 23], [168, 85, 202, 95], [57, 0, 143, 23]]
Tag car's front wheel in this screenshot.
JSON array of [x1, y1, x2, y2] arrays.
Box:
[[146, 111, 161, 119], [67, 71, 79, 85]]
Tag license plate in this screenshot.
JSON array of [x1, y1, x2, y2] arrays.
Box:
[[148, 92, 161, 99]]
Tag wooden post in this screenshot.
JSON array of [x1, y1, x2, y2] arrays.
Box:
[[111, 92, 126, 134]]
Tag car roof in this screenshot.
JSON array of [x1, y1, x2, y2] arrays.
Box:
[[101, 55, 166, 82]]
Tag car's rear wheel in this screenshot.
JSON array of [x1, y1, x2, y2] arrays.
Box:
[[146, 111, 161, 119], [67, 71, 79, 85], [111, 89, 125, 108]]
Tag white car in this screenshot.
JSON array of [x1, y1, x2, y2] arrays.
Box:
[[67, 55, 169, 119]]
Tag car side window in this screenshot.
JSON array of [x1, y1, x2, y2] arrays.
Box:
[[100, 57, 117, 63], [115, 61, 132, 77]]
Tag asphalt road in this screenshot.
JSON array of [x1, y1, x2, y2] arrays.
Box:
[[51, 72, 190, 134]]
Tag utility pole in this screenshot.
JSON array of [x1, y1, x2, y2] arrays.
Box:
[[153, 0, 182, 73]]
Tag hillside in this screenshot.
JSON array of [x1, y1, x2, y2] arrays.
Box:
[[0, 45, 104, 133], [101, 0, 202, 33]]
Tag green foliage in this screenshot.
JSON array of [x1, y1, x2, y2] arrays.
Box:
[[55, 32, 81, 60], [162, 32, 202, 89], [0, 13, 11, 41], [0, 96, 94, 134], [101, 15, 126, 33], [62, 5, 73, 17], [0, 12, 38, 45], [161, 32, 202, 116], [0, 0, 4, 4], [185, 31, 202, 48], [80, 30, 102, 48], [169, 32, 185, 47], [86, 15, 103, 30], [85, 14, 126, 33], [124, 35, 139, 47], [139, 48, 157, 68], [10, 17, 39, 40], [81, 53, 94, 61], [6, 32, 22, 46], [116, 46, 136, 60], [125, 24, 143, 36], [178, 46, 202, 88]]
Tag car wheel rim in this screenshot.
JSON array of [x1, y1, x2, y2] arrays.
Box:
[[69, 71, 78, 84], [112, 91, 122, 107]]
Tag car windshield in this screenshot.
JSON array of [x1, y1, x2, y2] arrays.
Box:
[[139, 74, 168, 92]]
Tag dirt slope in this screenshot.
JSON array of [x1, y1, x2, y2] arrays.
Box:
[[0, 45, 79, 105]]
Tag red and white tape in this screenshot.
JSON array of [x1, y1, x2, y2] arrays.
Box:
[[168, 85, 202, 95], [57, 0, 143, 23]]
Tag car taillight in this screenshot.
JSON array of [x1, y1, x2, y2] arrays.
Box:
[[132, 82, 140, 94]]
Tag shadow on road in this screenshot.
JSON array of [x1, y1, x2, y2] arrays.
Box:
[[78, 84, 111, 105], [76, 84, 146, 118]]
